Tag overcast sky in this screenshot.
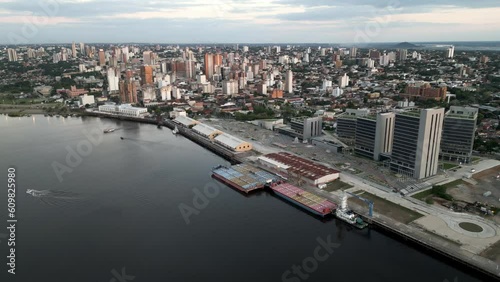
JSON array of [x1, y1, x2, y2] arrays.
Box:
[[1, 0, 499, 44]]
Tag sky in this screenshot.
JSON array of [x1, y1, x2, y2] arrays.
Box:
[[0, 0, 500, 44]]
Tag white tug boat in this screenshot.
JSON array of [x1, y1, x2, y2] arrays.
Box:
[[335, 193, 368, 229], [172, 126, 180, 135], [103, 128, 115, 133]]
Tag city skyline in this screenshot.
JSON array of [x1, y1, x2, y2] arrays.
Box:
[[1, 0, 500, 44]]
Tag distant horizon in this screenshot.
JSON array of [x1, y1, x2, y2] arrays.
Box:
[[2, 40, 500, 46]]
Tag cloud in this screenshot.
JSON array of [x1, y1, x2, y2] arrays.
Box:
[[0, 0, 498, 43]]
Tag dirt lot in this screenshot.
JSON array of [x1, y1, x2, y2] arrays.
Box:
[[348, 191, 424, 224]]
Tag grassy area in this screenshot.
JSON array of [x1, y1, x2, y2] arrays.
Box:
[[323, 180, 353, 192], [348, 191, 424, 224], [441, 179, 465, 189], [442, 163, 459, 170], [412, 189, 434, 201]]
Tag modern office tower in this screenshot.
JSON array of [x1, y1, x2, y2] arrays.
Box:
[[440, 106, 478, 163], [338, 73, 349, 88], [143, 51, 152, 65], [72, 42, 77, 57], [447, 46, 455, 58], [7, 48, 18, 62], [398, 49, 407, 61], [98, 49, 106, 66], [290, 117, 323, 140], [107, 68, 119, 92], [336, 109, 370, 140], [140, 65, 153, 86], [390, 108, 445, 179], [350, 47, 357, 58], [285, 70, 293, 94], [355, 113, 395, 160], [204, 53, 214, 80]]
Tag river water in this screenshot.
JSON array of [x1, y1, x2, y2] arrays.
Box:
[[0, 115, 485, 282]]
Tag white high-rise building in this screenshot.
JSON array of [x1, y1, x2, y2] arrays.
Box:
[[303, 52, 309, 63], [322, 79, 332, 91], [7, 48, 18, 62], [447, 46, 455, 58], [222, 80, 238, 96], [107, 68, 120, 92], [332, 87, 343, 97], [379, 53, 390, 66], [391, 108, 445, 179], [350, 47, 357, 58], [338, 73, 349, 88], [285, 70, 293, 94]]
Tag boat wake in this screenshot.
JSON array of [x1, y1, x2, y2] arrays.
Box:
[[26, 189, 84, 207]]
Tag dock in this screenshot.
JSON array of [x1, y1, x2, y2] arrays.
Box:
[[212, 164, 280, 193], [269, 182, 337, 217]]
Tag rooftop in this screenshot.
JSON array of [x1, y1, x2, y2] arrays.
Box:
[[264, 152, 339, 181]]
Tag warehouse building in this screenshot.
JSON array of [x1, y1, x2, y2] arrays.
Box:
[[173, 116, 199, 128], [259, 152, 340, 185], [214, 134, 253, 152], [192, 123, 222, 139]]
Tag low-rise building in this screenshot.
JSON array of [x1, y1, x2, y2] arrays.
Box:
[[98, 104, 148, 117]]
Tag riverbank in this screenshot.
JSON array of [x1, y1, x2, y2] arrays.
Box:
[[21, 113, 500, 280]]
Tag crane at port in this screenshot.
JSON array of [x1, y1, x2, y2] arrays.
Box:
[[346, 191, 374, 217]]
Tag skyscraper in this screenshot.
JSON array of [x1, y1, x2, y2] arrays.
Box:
[[440, 106, 478, 163], [398, 49, 407, 61], [143, 51, 152, 65], [204, 53, 214, 80], [107, 68, 119, 93], [7, 48, 18, 62], [79, 43, 85, 56], [72, 42, 77, 58], [350, 47, 357, 58], [355, 113, 395, 161], [285, 70, 293, 94], [390, 108, 444, 179], [140, 65, 153, 86], [447, 46, 455, 58], [98, 49, 106, 66], [338, 73, 349, 88], [119, 70, 138, 104]]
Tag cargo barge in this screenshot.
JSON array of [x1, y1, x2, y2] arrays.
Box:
[[212, 164, 280, 194], [269, 183, 337, 217]]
